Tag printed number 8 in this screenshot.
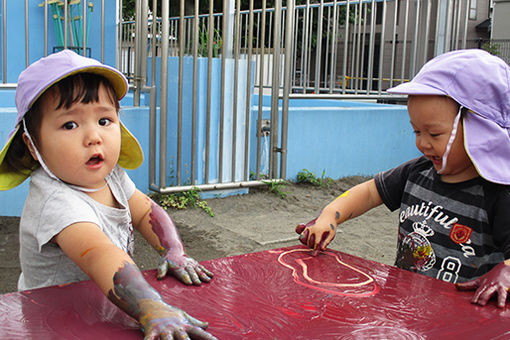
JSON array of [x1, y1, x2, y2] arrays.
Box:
[[437, 256, 461, 283]]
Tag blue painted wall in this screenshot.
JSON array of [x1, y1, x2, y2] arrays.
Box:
[[148, 56, 254, 185], [0, 94, 419, 217], [249, 96, 420, 181], [284, 99, 420, 179], [0, 0, 117, 83]]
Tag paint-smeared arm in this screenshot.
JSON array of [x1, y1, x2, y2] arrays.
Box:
[[55, 223, 216, 339], [129, 189, 213, 285], [296, 179, 383, 255]]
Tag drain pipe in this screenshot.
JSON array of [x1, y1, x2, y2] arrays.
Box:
[[159, 0, 169, 188], [269, 0, 282, 179], [3, 0, 6, 83], [280, 0, 295, 180], [133, 0, 142, 106]]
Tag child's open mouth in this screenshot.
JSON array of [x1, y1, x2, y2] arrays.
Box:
[[429, 156, 442, 167], [86, 154, 104, 166]]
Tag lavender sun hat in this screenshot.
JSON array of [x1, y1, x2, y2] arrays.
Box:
[[387, 49, 510, 185], [0, 49, 143, 190]]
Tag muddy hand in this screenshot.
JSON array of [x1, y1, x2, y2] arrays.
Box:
[[456, 262, 510, 308], [109, 262, 216, 340], [148, 200, 213, 285], [158, 252, 213, 285], [295, 217, 330, 256], [140, 299, 217, 340]]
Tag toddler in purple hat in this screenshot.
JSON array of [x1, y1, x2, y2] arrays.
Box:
[[296, 49, 510, 308], [0, 50, 216, 339]]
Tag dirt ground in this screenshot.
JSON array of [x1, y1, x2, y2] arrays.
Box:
[[0, 176, 399, 294]]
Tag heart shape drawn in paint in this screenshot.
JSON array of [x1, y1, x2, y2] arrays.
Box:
[[278, 248, 380, 297]]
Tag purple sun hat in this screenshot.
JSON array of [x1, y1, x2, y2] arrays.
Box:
[[0, 49, 143, 190], [387, 49, 510, 185]]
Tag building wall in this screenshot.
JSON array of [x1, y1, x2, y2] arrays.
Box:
[[492, 0, 510, 39], [330, 0, 493, 91], [0, 0, 118, 83], [0, 95, 421, 217], [467, 0, 491, 39], [285, 99, 420, 181]]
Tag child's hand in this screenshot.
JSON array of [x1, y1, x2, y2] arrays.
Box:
[[138, 298, 217, 340], [455, 262, 510, 308], [110, 261, 216, 339], [295, 214, 337, 256], [157, 252, 213, 285], [139, 198, 213, 285]]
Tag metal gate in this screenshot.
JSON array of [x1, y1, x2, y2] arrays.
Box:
[[122, 0, 472, 194]]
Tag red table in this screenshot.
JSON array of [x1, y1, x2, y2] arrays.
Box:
[[1, 245, 509, 339]]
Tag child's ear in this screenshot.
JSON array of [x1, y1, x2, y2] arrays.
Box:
[[21, 132, 39, 161]]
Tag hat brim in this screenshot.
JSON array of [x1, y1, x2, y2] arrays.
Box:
[[0, 121, 143, 190], [464, 113, 510, 185], [387, 81, 447, 96], [0, 125, 33, 190], [119, 121, 144, 170]]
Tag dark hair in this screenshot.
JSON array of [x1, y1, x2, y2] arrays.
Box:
[[4, 72, 120, 175]]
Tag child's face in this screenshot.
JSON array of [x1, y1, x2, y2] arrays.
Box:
[[408, 95, 478, 183], [31, 83, 121, 189]]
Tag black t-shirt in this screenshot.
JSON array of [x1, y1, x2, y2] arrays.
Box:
[[374, 156, 510, 283]]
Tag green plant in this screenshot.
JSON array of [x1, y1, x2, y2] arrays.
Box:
[[481, 41, 501, 56], [297, 169, 332, 188], [250, 171, 270, 180], [262, 179, 290, 199], [166, 159, 193, 187], [198, 24, 222, 58], [150, 187, 214, 217]]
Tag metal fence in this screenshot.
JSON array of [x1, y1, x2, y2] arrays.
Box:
[[120, 0, 484, 97], [466, 38, 510, 64], [121, 0, 480, 193], [0, 1, 492, 193]]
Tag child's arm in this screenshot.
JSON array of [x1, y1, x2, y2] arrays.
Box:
[[128, 189, 213, 284], [55, 224, 216, 339], [296, 179, 383, 255]]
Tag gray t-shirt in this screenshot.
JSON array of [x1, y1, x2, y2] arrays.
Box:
[[18, 165, 136, 291]]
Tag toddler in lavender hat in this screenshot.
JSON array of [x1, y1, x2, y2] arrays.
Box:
[[296, 49, 510, 308], [0, 50, 216, 339]]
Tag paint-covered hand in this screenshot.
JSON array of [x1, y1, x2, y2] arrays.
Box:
[[295, 214, 337, 256], [109, 262, 216, 339], [148, 200, 213, 285], [138, 298, 217, 340], [158, 252, 213, 285], [455, 262, 510, 308]]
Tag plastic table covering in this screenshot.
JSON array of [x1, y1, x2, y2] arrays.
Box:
[[1, 245, 509, 339]]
